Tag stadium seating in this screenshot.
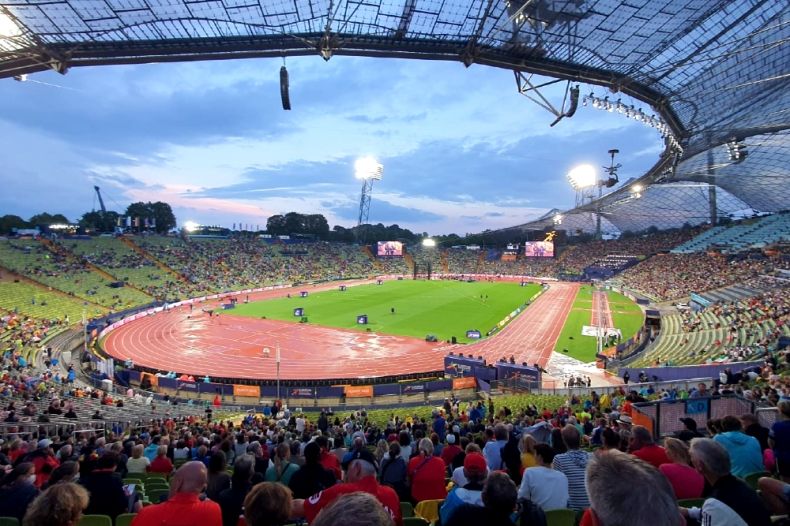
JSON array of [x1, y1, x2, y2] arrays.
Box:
[[672, 213, 790, 254], [0, 240, 152, 310]]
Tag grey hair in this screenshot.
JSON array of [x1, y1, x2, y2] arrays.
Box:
[[350, 458, 377, 478], [631, 425, 654, 445], [232, 454, 255, 481], [587, 451, 679, 526], [690, 438, 731, 478], [310, 492, 393, 526], [418, 437, 434, 457]]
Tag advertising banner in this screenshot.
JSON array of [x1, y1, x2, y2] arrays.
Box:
[[452, 377, 477, 390], [345, 385, 373, 398], [177, 381, 199, 392], [289, 387, 314, 398], [233, 384, 261, 397]]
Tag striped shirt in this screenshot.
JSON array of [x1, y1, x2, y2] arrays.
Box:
[[552, 449, 590, 510]]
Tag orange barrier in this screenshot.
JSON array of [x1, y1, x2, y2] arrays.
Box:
[[140, 372, 158, 387], [452, 377, 476, 390], [345, 385, 373, 398], [632, 409, 653, 437], [233, 384, 260, 397]]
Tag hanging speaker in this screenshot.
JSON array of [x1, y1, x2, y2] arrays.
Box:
[[564, 85, 580, 118], [280, 65, 291, 110]]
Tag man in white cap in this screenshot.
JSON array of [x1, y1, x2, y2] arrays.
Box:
[[441, 433, 463, 467]]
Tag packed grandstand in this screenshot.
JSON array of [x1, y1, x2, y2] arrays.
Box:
[[2, 0, 790, 522], [1, 214, 789, 526]]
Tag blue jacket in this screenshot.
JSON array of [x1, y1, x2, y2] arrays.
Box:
[[713, 431, 763, 478], [440, 486, 483, 525]]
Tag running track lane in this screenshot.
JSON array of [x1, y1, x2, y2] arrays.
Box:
[[103, 281, 579, 381], [460, 282, 579, 368]]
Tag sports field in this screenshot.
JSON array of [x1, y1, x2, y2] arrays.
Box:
[[554, 285, 644, 362], [229, 280, 542, 343]]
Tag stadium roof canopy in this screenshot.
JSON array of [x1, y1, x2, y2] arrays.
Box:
[[1, 0, 788, 233]]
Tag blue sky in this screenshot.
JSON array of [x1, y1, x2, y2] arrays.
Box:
[[0, 55, 664, 235]]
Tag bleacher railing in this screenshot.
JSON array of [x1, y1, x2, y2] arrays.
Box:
[[631, 395, 769, 438]]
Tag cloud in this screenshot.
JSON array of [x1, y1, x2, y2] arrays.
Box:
[[0, 56, 665, 234]]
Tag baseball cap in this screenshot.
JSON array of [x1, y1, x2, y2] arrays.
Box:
[[38, 438, 53, 449], [342, 448, 377, 470], [464, 453, 487, 475], [679, 417, 698, 430]]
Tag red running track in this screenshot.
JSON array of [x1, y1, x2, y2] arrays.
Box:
[[103, 281, 579, 381]]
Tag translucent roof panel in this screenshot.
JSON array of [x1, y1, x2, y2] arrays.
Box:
[[1, 0, 787, 140]]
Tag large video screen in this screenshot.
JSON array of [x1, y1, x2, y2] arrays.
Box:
[[524, 241, 554, 258], [377, 241, 403, 257]]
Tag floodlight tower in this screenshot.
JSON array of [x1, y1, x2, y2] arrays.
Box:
[[355, 157, 383, 242], [567, 164, 597, 208]]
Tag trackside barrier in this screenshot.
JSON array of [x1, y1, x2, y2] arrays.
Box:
[[103, 371, 474, 411], [491, 377, 714, 398], [618, 361, 762, 383]]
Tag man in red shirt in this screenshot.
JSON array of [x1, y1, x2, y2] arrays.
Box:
[[441, 434, 462, 467], [629, 425, 670, 468], [316, 435, 342, 481], [131, 461, 221, 526], [293, 449, 402, 526]]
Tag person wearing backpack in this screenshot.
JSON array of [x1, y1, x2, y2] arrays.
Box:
[[379, 442, 409, 502], [265, 442, 299, 486]]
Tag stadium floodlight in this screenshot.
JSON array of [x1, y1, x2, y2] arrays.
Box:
[[553, 213, 563, 225], [356, 157, 384, 243], [567, 164, 597, 190], [354, 156, 383, 181], [183, 221, 199, 232], [422, 238, 436, 248]]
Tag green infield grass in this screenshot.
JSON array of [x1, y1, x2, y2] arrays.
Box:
[[228, 280, 541, 343], [554, 285, 644, 362]]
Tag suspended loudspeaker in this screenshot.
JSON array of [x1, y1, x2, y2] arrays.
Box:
[[280, 65, 291, 110], [564, 85, 580, 118]]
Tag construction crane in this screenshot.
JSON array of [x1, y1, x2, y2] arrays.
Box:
[[93, 186, 107, 214]]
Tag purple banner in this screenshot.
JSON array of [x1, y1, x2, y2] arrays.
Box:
[[444, 355, 497, 382], [289, 387, 314, 398], [316, 386, 344, 398], [127, 369, 141, 382], [620, 361, 761, 383], [425, 379, 452, 391], [260, 386, 278, 397], [373, 384, 401, 396], [158, 377, 178, 389], [402, 384, 425, 394], [177, 381, 200, 392], [495, 363, 541, 382], [201, 382, 233, 395]]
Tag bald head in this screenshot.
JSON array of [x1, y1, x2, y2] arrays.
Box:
[[170, 461, 208, 496]]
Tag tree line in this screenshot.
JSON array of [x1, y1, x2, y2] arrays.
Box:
[[0, 201, 176, 235]]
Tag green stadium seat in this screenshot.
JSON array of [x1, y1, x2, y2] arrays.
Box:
[[0, 517, 20, 526], [115, 513, 136, 526], [400, 501, 415, 518], [78, 515, 113, 526], [403, 518, 430, 526], [145, 488, 170, 503], [544, 509, 576, 526]]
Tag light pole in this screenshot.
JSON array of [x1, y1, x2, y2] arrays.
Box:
[[276, 343, 281, 402], [355, 156, 383, 243]]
